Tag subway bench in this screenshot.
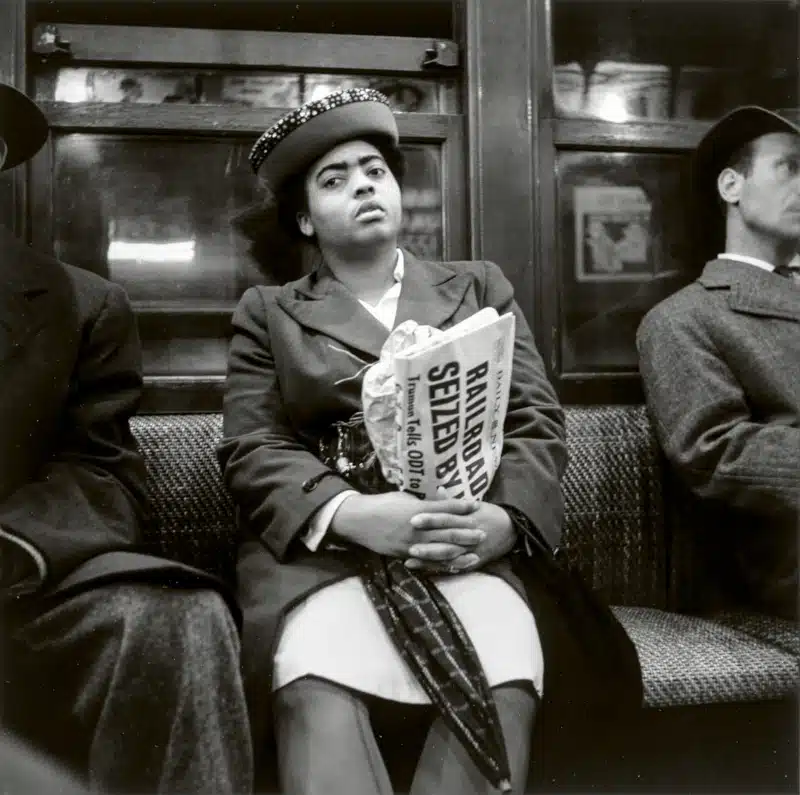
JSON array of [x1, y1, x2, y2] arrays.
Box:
[[133, 405, 799, 793]]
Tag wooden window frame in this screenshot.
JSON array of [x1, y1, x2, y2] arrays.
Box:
[[531, 0, 726, 404], [1, 0, 27, 238], [33, 23, 453, 74], [28, 21, 467, 412]]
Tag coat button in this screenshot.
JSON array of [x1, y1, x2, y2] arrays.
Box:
[[302, 470, 329, 492]]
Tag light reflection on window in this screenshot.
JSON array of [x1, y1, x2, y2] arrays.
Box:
[[554, 61, 670, 122], [107, 239, 197, 266], [552, 1, 797, 121], [41, 68, 455, 113]]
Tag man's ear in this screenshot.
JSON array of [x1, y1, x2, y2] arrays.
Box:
[[296, 211, 314, 238], [717, 167, 743, 206]]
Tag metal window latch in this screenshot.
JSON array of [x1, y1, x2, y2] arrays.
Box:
[[422, 40, 459, 69], [32, 24, 73, 63]]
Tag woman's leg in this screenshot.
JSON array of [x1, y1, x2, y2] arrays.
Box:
[[273, 675, 394, 795], [409, 681, 538, 795]]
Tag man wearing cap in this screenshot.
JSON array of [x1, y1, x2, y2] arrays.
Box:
[[0, 83, 253, 792], [637, 106, 800, 619]]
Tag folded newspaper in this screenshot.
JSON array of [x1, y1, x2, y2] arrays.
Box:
[[362, 308, 515, 501]]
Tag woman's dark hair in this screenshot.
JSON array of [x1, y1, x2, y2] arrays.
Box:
[[233, 135, 406, 282]]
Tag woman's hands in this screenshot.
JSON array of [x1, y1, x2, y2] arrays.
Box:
[[405, 499, 516, 575], [329, 488, 516, 575], [330, 491, 485, 560]]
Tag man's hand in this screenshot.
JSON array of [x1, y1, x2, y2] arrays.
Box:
[[330, 491, 483, 558], [404, 500, 515, 575]]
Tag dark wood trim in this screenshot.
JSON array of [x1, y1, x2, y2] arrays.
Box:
[[441, 115, 468, 260], [463, 0, 483, 261], [0, 0, 23, 90], [38, 102, 460, 139], [553, 118, 713, 151], [443, 0, 467, 261], [464, 0, 536, 329], [133, 301, 237, 315], [561, 371, 641, 383], [0, 0, 27, 238], [533, 0, 561, 379], [28, 134, 53, 253], [136, 310, 233, 340], [140, 376, 224, 414], [556, 374, 645, 406], [34, 23, 455, 74]]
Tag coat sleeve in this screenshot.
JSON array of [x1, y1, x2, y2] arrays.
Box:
[[0, 283, 149, 588], [217, 287, 354, 562], [480, 262, 568, 550], [637, 304, 800, 522]]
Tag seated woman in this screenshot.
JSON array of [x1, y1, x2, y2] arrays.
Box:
[[219, 88, 641, 795]]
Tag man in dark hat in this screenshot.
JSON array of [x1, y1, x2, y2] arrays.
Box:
[[637, 106, 799, 619], [0, 83, 253, 792]]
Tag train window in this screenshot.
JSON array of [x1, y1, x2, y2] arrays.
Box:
[[51, 135, 444, 300], [28, 20, 465, 410], [552, 0, 797, 122], [555, 151, 693, 375], [35, 68, 460, 114], [532, 0, 798, 402]]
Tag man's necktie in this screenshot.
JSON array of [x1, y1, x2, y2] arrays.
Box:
[[774, 264, 800, 284]]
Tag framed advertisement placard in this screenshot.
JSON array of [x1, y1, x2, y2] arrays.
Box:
[[573, 185, 654, 282]]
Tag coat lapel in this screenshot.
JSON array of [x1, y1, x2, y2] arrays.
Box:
[[698, 258, 800, 322], [392, 251, 473, 330], [0, 228, 56, 363], [275, 250, 475, 360], [275, 264, 390, 360]]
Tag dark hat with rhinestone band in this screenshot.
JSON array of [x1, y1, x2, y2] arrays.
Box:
[[0, 82, 49, 172], [249, 88, 399, 192]]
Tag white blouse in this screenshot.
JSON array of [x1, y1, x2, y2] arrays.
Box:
[[272, 251, 544, 701]]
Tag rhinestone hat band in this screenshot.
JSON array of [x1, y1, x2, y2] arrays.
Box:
[[248, 87, 393, 176]]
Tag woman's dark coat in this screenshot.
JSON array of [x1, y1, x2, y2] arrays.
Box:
[[218, 252, 642, 763]]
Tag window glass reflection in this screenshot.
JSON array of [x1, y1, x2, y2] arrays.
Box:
[[557, 151, 694, 372], [52, 134, 444, 376], [553, 0, 798, 121], [53, 135, 262, 306], [36, 68, 460, 113]]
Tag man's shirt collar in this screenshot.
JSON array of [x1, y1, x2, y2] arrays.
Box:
[[718, 252, 775, 273]]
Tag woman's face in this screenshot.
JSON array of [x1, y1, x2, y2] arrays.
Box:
[[297, 139, 403, 252]]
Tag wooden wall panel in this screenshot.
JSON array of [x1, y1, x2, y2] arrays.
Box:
[[464, 0, 539, 334], [0, 0, 27, 237]]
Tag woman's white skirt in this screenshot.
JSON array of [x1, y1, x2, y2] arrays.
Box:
[[272, 572, 544, 703]]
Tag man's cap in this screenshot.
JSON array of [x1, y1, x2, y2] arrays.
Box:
[[0, 82, 49, 172], [693, 106, 800, 257], [248, 87, 399, 192], [694, 105, 800, 203]]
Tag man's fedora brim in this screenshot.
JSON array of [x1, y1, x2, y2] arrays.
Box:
[[0, 83, 49, 172]]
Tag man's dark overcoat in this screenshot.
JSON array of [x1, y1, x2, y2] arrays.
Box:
[[1, 227, 232, 603]]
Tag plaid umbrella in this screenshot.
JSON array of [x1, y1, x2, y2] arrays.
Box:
[[317, 414, 513, 793]]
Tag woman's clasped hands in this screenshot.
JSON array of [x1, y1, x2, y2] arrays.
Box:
[[329, 487, 516, 575]]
